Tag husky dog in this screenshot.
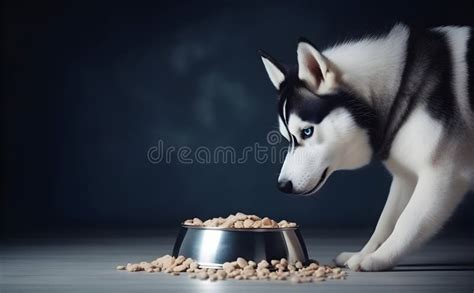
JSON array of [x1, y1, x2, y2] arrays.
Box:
[[260, 24, 473, 271]]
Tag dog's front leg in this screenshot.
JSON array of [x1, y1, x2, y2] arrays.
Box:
[[335, 175, 415, 267], [351, 168, 468, 271]]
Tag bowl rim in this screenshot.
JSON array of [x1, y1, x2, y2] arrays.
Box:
[[180, 223, 299, 232]]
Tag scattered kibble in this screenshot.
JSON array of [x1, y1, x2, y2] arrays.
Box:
[[183, 213, 297, 229], [197, 271, 208, 280], [116, 255, 347, 284]]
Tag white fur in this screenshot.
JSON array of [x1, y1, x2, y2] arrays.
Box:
[[323, 24, 408, 106], [335, 95, 472, 272], [388, 108, 444, 172], [262, 24, 473, 272], [297, 42, 338, 95], [261, 57, 285, 89], [278, 108, 372, 194]]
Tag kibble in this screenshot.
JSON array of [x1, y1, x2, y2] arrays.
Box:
[[189, 262, 198, 271], [173, 264, 188, 272], [252, 220, 262, 228], [257, 260, 269, 268], [290, 275, 301, 283], [117, 255, 347, 284], [192, 218, 203, 225], [243, 219, 254, 228], [223, 262, 235, 273], [236, 257, 248, 268], [183, 213, 297, 229], [116, 212, 347, 283], [197, 271, 208, 280]]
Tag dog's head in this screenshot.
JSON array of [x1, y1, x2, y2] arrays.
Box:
[[261, 39, 375, 195]]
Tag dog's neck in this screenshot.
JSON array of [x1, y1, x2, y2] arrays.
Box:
[[324, 24, 411, 158], [323, 24, 409, 117]]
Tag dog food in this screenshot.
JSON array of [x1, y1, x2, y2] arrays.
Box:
[[117, 255, 347, 283], [183, 212, 297, 229]]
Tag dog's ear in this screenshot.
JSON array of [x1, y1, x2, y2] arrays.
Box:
[[297, 38, 337, 94], [259, 50, 286, 90]]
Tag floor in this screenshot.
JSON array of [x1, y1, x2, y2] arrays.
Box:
[[1, 229, 473, 293]]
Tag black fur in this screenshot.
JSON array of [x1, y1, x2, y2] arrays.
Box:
[[270, 26, 467, 160], [277, 67, 379, 150], [377, 28, 459, 159], [277, 67, 299, 148], [423, 31, 458, 127], [278, 67, 299, 120], [260, 50, 297, 147], [376, 29, 423, 159]]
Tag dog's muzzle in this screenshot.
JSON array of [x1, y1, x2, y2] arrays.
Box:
[[277, 180, 293, 194]]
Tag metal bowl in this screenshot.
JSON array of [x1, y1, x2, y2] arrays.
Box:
[[172, 225, 309, 268]]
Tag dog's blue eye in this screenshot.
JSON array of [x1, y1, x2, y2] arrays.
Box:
[[301, 127, 314, 139]]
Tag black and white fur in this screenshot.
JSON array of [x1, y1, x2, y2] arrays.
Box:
[[260, 24, 473, 271]]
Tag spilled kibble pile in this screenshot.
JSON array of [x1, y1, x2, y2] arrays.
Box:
[[117, 255, 347, 283], [183, 212, 297, 229]]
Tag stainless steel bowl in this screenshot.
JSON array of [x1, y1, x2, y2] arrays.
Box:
[[172, 225, 309, 268]]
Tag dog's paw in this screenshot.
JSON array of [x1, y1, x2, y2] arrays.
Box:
[[345, 253, 365, 271], [333, 251, 357, 267], [358, 253, 395, 272], [346, 252, 396, 272]]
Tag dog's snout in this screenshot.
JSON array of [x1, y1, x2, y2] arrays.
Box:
[[277, 180, 293, 194]]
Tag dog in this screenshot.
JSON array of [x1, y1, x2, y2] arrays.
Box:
[[260, 24, 473, 271]]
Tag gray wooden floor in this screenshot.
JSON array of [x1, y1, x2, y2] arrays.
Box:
[[1, 229, 473, 292]]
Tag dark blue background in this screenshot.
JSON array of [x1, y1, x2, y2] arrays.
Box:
[[3, 0, 473, 234]]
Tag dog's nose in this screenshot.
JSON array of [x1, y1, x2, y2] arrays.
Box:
[[277, 180, 293, 193]]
